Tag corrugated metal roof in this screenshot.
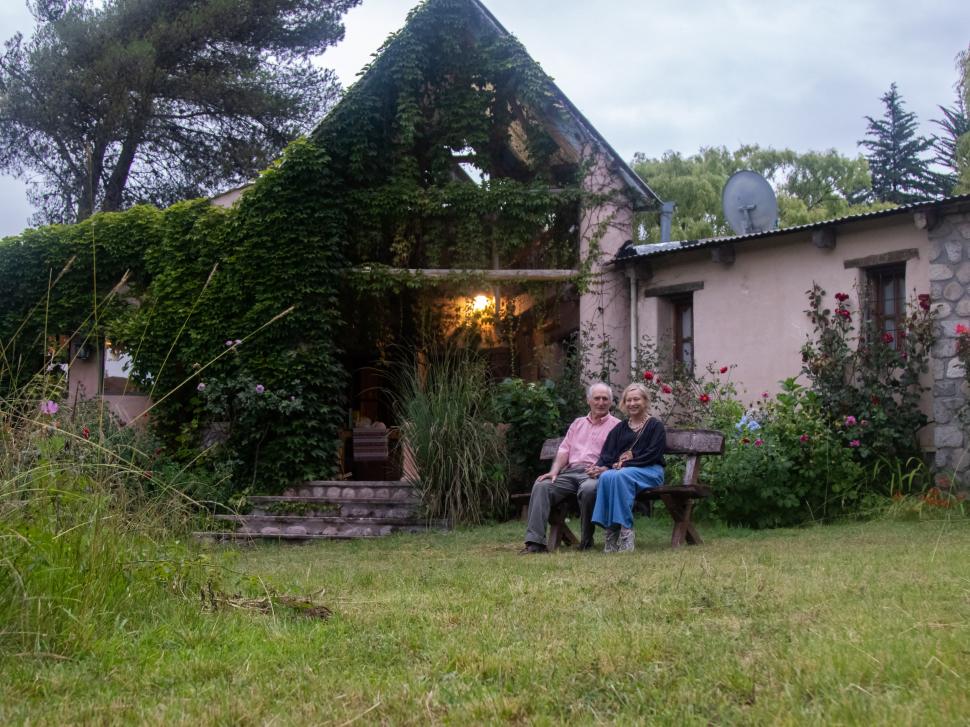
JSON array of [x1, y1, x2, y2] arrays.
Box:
[[616, 193, 970, 262]]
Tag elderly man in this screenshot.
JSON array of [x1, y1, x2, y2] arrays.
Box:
[[521, 381, 620, 553]]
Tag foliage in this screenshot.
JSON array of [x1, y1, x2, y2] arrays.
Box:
[[704, 379, 866, 528], [0, 0, 359, 223], [955, 44, 970, 194], [930, 99, 968, 196], [492, 377, 561, 492], [393, 349, 507, 525], [631, 145, 886, 242], [1, 0, 609, 495], [799, 283, 936, 471], [0, 375, 211, 657], [633, 335, 741, 428], [859, 83, 938, 203]]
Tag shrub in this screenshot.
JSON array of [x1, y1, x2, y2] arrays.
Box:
[[799, 283, 936, 470], [493, 378, 561, 493], [705, 379, 865, 528], [393, 349, 508, 525]]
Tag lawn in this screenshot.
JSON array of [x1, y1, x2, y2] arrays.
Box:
[[3, 516, 968, 725]]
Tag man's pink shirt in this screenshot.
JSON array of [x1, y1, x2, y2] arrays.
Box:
[[558, 412, 621, 467]]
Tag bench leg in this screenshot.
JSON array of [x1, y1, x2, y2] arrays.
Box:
[[660, 494, 703, 548], [548, 507, 579, 551]]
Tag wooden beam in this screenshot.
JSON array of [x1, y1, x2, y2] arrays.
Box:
[[711, 244, 735, 265], [364, 267, 581, 281], [812, 227, 837, 249], [843, 248, 919, 269]]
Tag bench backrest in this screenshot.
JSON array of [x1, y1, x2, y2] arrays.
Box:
[[539, 428, 724, 486], [540, 437, 564, 461]]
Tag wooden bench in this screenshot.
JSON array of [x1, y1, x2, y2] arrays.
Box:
[[518, 428, 725, 550]]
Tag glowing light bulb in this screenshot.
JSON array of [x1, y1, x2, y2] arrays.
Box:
[[472, 294, 490, 312]]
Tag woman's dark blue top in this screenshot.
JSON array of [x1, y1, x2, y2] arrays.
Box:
[[596, 418, 666, 469]]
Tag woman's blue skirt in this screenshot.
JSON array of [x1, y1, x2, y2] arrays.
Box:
[[592, 465, 665, 530]]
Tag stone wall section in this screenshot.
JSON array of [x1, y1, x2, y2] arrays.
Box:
[[928, 211, 970, 485]]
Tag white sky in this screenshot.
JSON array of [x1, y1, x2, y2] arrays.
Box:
[[1, 0, 968, 237]]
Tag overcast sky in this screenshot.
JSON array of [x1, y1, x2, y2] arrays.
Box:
[[1, 0, 968, 237]]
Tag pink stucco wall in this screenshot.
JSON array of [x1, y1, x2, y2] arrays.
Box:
[[580, 153, 638, 381], [68, 347, 151, 425], [633, 216, 933, 441]]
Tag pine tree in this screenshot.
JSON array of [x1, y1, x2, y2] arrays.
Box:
[[0, 0, 360, 224], [858, 83, 936, 203]]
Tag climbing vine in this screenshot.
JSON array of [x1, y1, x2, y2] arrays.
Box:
[[0, 0, 632, 493]]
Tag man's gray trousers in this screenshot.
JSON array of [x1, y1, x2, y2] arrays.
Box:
[[524, 465, 598, 549]]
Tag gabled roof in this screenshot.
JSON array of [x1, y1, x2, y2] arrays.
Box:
[[313, 0, 661, 210], [616, 193, 970, 263]]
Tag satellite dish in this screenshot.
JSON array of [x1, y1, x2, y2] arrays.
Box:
[[722, 170, 779, 236]]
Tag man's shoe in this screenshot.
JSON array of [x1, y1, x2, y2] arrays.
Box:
[[604, 528, 620, 554], [518, 542, 547, 554], [617, 527, 635, 553]]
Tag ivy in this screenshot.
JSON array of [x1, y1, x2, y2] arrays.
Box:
[[1, 0, 625, 494]]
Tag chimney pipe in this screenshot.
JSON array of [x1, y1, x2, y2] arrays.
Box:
[[660, 201, 675, 242]]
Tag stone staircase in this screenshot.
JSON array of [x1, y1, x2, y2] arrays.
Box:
[[197, 480, 448, 542]]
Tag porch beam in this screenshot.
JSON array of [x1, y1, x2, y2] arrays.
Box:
[[370, 268, 581, 281]]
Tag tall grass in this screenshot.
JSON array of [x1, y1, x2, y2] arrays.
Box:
[[393, 348, 507, 525], [0, 386, 207, 656]]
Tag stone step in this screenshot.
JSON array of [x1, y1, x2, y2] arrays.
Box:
[[284, 480, 419, 500], [214, 514, 446, 538], [217, 513, 447, 528], [248, 496, 420, 520], [195, 531, 380, 542]]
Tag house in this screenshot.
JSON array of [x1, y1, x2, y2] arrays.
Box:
[[64, 0, 660, 432], [612, 193, 970, 480]]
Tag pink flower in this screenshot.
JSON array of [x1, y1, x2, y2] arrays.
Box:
[[761, 392, 769, 399], [918, 294, 931, 311], [835, 292, 850, 302], [844, 415, 857, 426], [956, 324, 970, 335], [197, 382, 206, 392], [799, 434, 809, 443], [754, 439, 764, 447], [882, 332, 894, 344], [225, 340, 234, 347], [661, 384, 672, 394], [39, 400, 59, 416], [849, 439, 861, 448], [643, 370, 655, 381], [698, 393, 710, 404], [255, 384, 265, 394], [719, 366, 729, 374], [234, 339, 242, 346]]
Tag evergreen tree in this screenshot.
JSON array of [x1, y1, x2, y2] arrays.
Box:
[[931, 45, 970, 196], [0, 0, 360, 224], [858, 83, 936, 203]]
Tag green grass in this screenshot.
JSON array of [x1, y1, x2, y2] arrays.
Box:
[[2, 517, 969, 725]]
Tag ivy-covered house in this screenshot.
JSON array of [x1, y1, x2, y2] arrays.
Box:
[[0, 0, 661, 488]]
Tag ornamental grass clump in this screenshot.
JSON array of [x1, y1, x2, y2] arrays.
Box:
[[393, 349, 507, 525]]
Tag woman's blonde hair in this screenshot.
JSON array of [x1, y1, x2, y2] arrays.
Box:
[[618, 382, 651, 415]]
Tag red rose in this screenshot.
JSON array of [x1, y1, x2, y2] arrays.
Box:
[[643, 370, 655, 381], [699, 393, 710, 404], [662, 384, 672, 394], [81, 427, 90, 440], [836, 309, 851, 319], [882, 332, 894, 344], [719, 366, 728, 374], [835, 292, 850, 302], [917, 294, 930, 311]]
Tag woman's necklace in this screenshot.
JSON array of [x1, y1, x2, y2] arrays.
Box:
[[627, 418, 646, 432]]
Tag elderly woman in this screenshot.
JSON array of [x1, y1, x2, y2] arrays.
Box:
[[589, 383, 666, 553]]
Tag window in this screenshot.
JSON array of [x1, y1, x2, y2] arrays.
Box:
[[867, 264, 906, 346], [671, 294, 694, 372], [102, 342, 140, 395]]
